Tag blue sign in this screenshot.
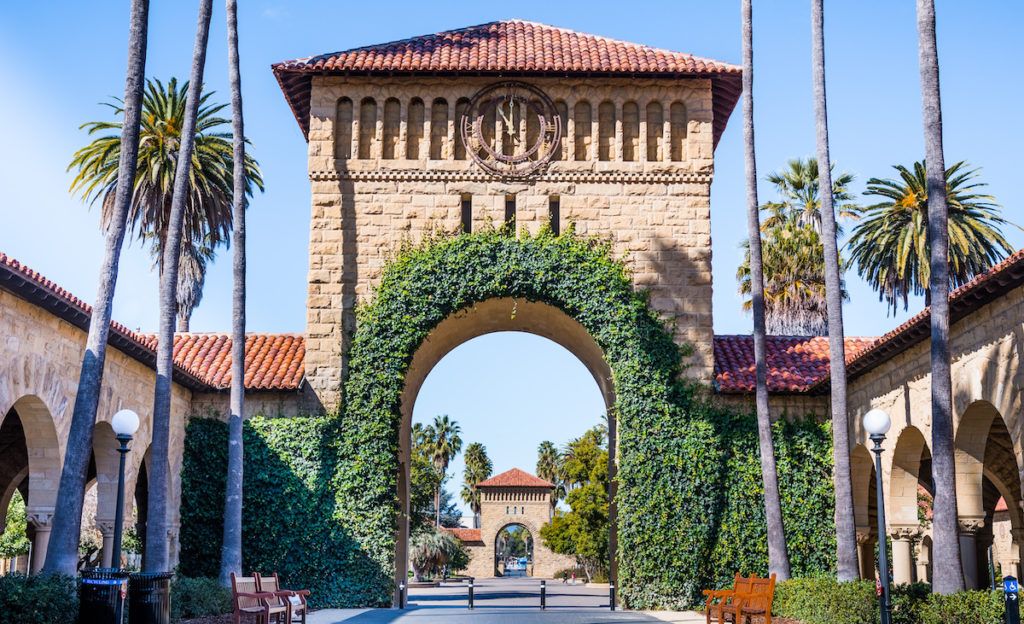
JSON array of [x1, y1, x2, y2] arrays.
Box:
[[1006, 577, 1019, 594]]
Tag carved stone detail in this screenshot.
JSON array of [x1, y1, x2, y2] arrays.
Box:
[[309, 169, 713, 184], [26, 510, 54, 530], [958, 517, 986, 535], [889, 525, 923, 541]]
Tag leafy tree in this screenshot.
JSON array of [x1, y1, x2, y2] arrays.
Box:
[[760, 157, 859, 234], [44, 0, 149, 575], [460, 442, 492, 528], [0, 491, 30, 559], [410, 528, 466, 581], [420, 415, 462, 527], [848, 161, 1012, 314], [541, 424, 610, 581], [738, 220, 848, 335], [740, 0, 791, 580], [536, 440, 564, 508]]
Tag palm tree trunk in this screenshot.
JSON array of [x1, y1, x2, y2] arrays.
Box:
[[218, 0, 247, 587], [145, 0, 213, 573], [811, 0, 859, 583], [176, 314, 190, 332], [435, 486, 441, 528], [917, 0, 963, 594], [42, 0, 150, 576], [741, 0, 791, 581]]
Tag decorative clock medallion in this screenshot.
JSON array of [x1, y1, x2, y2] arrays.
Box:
[[460, 81, 562, 179]]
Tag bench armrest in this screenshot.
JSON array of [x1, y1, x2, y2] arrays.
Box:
[[234, 591, 276, 600], [703, 589, 735, 600]]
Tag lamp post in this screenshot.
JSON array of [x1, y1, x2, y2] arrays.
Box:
[[863, 408, 893, 624], [110, 409, 140, 570]]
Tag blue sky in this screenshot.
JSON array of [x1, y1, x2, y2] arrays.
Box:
[[2, 2, 1021, 518]]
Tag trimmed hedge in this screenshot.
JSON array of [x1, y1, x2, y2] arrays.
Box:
[[0, 573, 77, 624], [180, 228, 838, 608], [170, 577, 232, 623], [774, 577, 1004, 624]]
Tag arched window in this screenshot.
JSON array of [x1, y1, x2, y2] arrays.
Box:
[[670, 102, 687, 161], [526, 100, 541, 161], [430, 98, 448, 160], [406, 98, 424, 159], [454, 98, 470, 160], [334, 97, 353, 159], [598, 101, 615, 161], [573, 101, 592, 161], [382, 98, 400, 159], [358, 97, 376, 159], [622, 101, 639, 162], [646, 102, 663, 161], [554, 100, 568, 161]]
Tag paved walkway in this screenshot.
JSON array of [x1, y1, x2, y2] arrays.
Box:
[[307, 578, 704, 623]]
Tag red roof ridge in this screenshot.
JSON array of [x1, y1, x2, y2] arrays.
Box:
[[477, 467, 554, 489]]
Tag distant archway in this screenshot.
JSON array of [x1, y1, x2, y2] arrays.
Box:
[[495, 523, 534, 577]]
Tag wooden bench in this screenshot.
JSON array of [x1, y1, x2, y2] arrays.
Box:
[[230, 573, 289, 624], [702, 572, 776, 624], [257, 572, 311, 624]]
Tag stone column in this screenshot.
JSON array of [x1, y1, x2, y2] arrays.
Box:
[[959, 517, 985, 589], [97, 519, 116, 568], [1008, 528, 1024, 579], [639, 103, 648, 162], [890, 526, 919, 585], [27, 509, 53, 574], [856, 527, 875, 580], [915, 537, 931, 583]]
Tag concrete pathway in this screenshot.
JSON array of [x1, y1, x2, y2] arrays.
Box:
[[307, 578, 704, 623]]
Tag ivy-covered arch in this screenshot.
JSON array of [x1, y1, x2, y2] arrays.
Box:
[[179, 227, 838, 610]]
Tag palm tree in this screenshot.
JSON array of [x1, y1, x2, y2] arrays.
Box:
[[760, 157, 859, 234], [147, 0, 214, 572], [219, 0, 247, 587], [737, 219, 847, 335], [423, 415, 462, 527], [741, 0, 791, 580], [916, 0, 964, 594], [848, 161, 1011, 313], [460, 443, 492, 528], [810, 0, 859, 582], [43, 0, 151, 576], [536, 440, 564, 508]]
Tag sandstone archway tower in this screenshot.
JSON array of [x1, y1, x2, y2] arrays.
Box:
[[273, 20, 742, 409]]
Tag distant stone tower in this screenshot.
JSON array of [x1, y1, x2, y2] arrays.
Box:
[[458, 468, 576, 579]]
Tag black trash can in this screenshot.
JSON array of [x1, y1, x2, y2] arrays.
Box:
[[128, 571, 172, 624], [79, 568, 129, 624]]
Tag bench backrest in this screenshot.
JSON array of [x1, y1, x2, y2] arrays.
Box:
[[738, 573, 776, 612], [231, 573, 262, 611], [255, 572, 287, 608]]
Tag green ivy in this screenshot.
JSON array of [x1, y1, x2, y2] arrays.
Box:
[[179, 227, 838, 608]]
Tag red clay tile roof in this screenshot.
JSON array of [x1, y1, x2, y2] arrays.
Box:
[[0, 251, 304, 392], [826, 247, 1024, 388], [273, 19, 741, 146], [443, 527, 483, 543], [714, 335, 876, 394], [476, 468, 554, 489]]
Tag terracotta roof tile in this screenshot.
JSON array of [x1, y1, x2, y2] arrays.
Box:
[[443, 527, 483, 543], [476, 467, 554, 489], [272, 20, 741, 145], [0, 251, 304, 392], [713, 335, 876, 394]]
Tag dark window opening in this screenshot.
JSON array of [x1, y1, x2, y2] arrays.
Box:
[[548, 196, 561, 235], [504, 195, 516, 232], [461, 194, 472, 234]]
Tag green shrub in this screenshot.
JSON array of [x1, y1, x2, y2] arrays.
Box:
[[0, 573, 77, 624], [773, 577, 877, 624], [891, 582, 931, 624], [170, 576, 232, 623], [916, 590, 1003, 624]]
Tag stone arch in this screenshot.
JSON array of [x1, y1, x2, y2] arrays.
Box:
[[381, 98, 400, 159], [494, 521, 535, 577], [357, 97, 376, 159], [621, 101, 639, 162], [889, 425, 930, 527], [406, 97, 424, 159], [670, 102, 687, 161], [430, 98, 448, 160], [553, 100, 568, 161], [646, 101, 664, 161], [573, 100, 592, 161], [453, 98, 470, 160], [334, 97, 353, 159]]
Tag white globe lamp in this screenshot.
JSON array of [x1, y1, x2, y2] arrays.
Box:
[[111, 409, 140, 438], [862, 408, 891, 437]]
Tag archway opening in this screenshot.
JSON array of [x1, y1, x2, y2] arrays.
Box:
[[401, 299, 612, 594], [495, 524, 533, 577]]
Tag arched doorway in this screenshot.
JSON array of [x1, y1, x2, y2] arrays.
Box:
[[495, 523, 533, 577], [397, 299, 616, 591]]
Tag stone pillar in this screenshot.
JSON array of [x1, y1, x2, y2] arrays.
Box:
[[857, 527, 875, 580], [915, 538, 932, 583], [890, 527, 919, 585], [27, 509, 53, 574], [959, 517, 985, 589], [97, 519, 116, 568], [1008, 528, 1024, 579]]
